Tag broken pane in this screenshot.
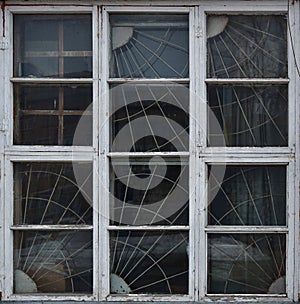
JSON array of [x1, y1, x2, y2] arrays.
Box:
[[14, 230, 92, 293], [14, 162, 93, 225], [207, 15, 287, 78], [110, 84, 189, 152], [208, 166, 286, 226], [110, 14, 189, 78], [110, 157, 188, 226], [208, 234, 286, 294], [208, 85, 288, 146], [110, 231, 188, 294]]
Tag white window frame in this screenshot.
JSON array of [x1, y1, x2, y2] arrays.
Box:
[[0, 1, 299, 302]]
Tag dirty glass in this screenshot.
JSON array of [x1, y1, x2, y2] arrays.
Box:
[[110, 231, 188, 294], [110, 14, 189, 78], [208, 85, 288, 147], [207, 15, 287, 78], [110, 84, 189, 152], [110, 157, 188, 226], [14, 15, 92, 78], [14, 230, 92, 293], [208, 165, 286, 226], [14, 85, 92, 145], [208, 234, 286, 294], [14, 162, 93, 225]]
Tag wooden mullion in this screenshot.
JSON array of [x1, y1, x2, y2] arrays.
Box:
[[59, 20, 64, 77], [58, 87, 64, 145]]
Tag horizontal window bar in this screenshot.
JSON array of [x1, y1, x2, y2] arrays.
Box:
[[19, 110, 92, 116], [11, 78, 93, 84], [108, 226, 189, 231], [11, 225, 93, 230], [205, 226, 288, 233], [108, 152, 189, 157], [108, 78, 190, 83], [205, 78, 289, 84], [24, 51, 93, 57]]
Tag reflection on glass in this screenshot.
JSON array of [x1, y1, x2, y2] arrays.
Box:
[[110, 84, 189, 152], [110, 14, 189, 78], [110, 231, 188, 294], [208, 234, 286, 294], [208, 166, 286, 226], [14, 85, 92, 145], [110, 157, 188, 226], [207, 15, 287, 78], [14, 162, 92, 225], [14, 15, 92, 78], [14, 231, 92, 293], [208, 85, 288, 146]]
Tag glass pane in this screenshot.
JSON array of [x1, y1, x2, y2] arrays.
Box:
[[110, 157, 188, 226], [14, 231, 92, 293], [207, 15, 287, 78], [208, 234, 286, 294], [14, 85, 92, 145], [208, 85, 288, 146], [110, 231, 188, 294], [110, 84, 189, 152], [64, 19, 92, 51], [110, 14, 189, 78], [14, 15, 92, 78], [208, 166, 286, 226], [64, 57, 92, 78], [14, 162, 92, 225], [17, 115, 59, 145]]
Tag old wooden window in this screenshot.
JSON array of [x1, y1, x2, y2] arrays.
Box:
[[0, 1, 299, 302]]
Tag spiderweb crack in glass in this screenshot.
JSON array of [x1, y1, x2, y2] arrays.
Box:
[[13, 163, 93, 293], [207, 15, 287, 78]]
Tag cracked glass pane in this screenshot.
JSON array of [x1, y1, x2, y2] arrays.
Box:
[[207, 15, 287, 78], [208, 165, 286, 226], [208, 85, 288, 147], [110, 14, 189, 78], [208, 234, 286, 294], [14, 162, 93, 225], [110, 231, 188, 294], [14, 230, 92, 293]]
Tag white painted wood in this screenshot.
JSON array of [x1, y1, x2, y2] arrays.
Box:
[[11, 78, 93, 83], [196, 6, 207, 300], [286, 2, 299, 300], [6, 154, 94, 161], [205, 226, 289, 233], [204, 147, 294, 154], [8, 294, 96, 301], [7, 146, 95, 153], [91, 5, 100, 300], [107, 225, 189, 230], [106, 294, 192, 301], [1, 0, 299, 301], [108, 78, 190, 83], [10, 225, 93, 230], [286, 159, 296, 300], [99, 6, 111, 300], [104, 6, 190, 13], [8, 6, 93, 13], [291, 0, 300, 300], [3, 159, 14, 300], [205, 78, 289, 84], [108, 152, 190, 157], [203, 157, 292, 164], [188, 6, 197, 300]]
